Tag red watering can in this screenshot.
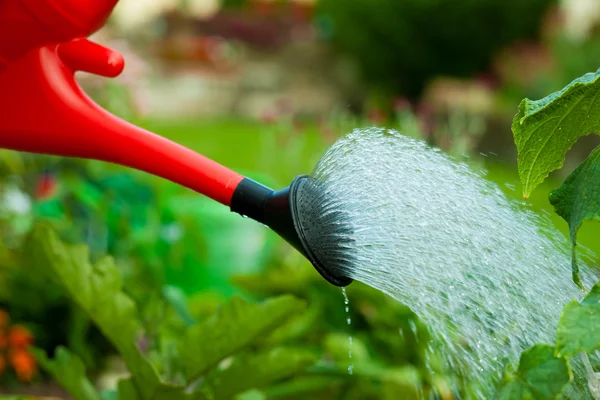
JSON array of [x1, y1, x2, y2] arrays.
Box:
[[0, 0, 351, 287]]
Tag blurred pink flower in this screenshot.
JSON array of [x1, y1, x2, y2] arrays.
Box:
[[276, 98, 293, 115], [393, 96, 411, 113], [260, 110, 278, 125], [367, 108, 386, 125], [320, 126, 335, 143], [416, 101, 435, 138]]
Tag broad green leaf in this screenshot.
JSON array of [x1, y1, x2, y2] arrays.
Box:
[[205, 347, 316, 399], [31, 346, 101, 400], [234, 390, 266, 400], [549, 146, 600, 288], [495, 344, 571, 400], [511, 67, 600, 198], [556, 282, 600, 357], [181, 295, 305, 381], [27, 224, 186, 399]]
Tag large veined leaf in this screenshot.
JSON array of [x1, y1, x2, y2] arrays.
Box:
[[203, 347, 316, 399], [512, 67, 600, 198], [556, 282, 600, 358], [549, 146, 600, 288], [26, 224, 186, 399], [180, 295, 306, 381], [495, 344, 571, 400], [31, 346, 101, 400]]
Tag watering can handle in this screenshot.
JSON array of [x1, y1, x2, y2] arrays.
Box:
[[0, 0, 245, 206]]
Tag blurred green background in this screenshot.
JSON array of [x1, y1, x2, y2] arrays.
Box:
[[2, 0, 600, 398]]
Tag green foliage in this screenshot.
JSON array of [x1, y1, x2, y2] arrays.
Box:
[[317, 0, 554, 97], [203, 347, 315, 398], [549, 147, 600, 287], [181, 296, 306, 381], [25, 224, 315, 400], [556, 282, 600, 358], [512, 67, 600, 199], [511, 66, 600, 286], [510, 64, 600, 399], [31, 347, 101, 400], [233, 255, 458, 399], [495, 344, 571, 400], [27, 224, 183, 399]]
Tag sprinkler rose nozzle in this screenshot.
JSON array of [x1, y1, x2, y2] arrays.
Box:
[[231, 176, 353, 287]]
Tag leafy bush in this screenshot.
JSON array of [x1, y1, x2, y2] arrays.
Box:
[[0, 222, 454, 400], [316, 0, 555, 98], [500, 65, 600, 398], [24, 224, 313, 400]]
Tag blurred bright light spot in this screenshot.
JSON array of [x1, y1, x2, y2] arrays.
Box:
[[2, 188, 31, 215], [187, 0, 221, 19], [560, 0, 600, 41], [111, 0, 178, 31]]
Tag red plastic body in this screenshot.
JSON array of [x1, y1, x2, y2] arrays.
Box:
[[0, 0, 244, 206]]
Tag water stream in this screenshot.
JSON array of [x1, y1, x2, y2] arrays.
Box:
[[297, 128, 599, 397], [341, 287, 354, 375]]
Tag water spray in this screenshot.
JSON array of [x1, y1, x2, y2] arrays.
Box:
[[0, 0, 351, 287]]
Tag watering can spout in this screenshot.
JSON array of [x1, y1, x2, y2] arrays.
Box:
[[0, 41, 244, 205], [0, 0, 353, 287]]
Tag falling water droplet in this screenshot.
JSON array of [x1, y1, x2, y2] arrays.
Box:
[[408, 320, 417, 335], [342, 287, 354, 375]]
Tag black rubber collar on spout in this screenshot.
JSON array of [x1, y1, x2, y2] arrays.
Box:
[[230, 176, 353, 287]]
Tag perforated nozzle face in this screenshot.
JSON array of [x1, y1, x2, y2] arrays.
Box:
[[288, 176, 353, 287], [230, 176, 353, 287]]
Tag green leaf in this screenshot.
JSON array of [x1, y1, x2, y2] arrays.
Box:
[[495, 344, 571, 400], [234, 390, 266, 400], [181, 295, 305, 381], [27, 224, 186, 399], [511, 67, 600, 198], [205, 347, 316, 399], [556, 282, 600, 358], [31, 346, 101, 400], [549, 145, 600, 288]]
